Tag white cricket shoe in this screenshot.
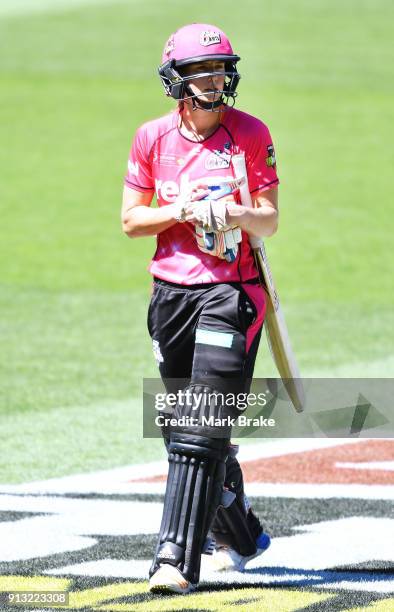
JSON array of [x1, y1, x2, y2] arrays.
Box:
[[149, 564, 196, 594], [210, 533, 271, 572]]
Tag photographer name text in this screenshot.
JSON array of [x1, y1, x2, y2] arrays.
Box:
[[155, 415, 276, 428]]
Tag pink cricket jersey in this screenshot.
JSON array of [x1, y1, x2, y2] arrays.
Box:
[[124, 107, 279, 285]]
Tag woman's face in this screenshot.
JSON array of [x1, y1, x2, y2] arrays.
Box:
[[180, 60, 226, 103]]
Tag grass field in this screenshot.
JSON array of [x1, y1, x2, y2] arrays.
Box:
[[1, 0, 393, 483]]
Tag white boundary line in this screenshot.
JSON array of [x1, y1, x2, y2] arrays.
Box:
[[0, 439, 363, 494], [237, 437, 364, 462], [1, 438, 392, 499]]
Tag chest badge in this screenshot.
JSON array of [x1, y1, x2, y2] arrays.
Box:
[[205, 147, 232, 170]]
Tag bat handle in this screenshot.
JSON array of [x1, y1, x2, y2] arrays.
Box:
[[203, 231, 216, 251]]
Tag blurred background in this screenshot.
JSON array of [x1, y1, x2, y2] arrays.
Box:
[[1, 0, 393, 482]]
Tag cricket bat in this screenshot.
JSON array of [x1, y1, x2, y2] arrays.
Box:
[[232, 153, 305, 413]]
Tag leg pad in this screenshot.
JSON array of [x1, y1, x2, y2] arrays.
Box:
[[150, 385, 231, 585]]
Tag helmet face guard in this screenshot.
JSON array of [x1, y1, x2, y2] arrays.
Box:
[[158, 24, 241, 112], [158, 57, 240, 111]]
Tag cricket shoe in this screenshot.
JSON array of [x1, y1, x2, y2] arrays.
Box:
[[210, 532, 271, 572], [149, 564, 196, 594]]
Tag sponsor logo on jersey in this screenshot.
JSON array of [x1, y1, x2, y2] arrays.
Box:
[[127, 160, 139, 176], [152, 152, 184, 167], [155, 177, 183, 202], [200, 30, 221, 46], [155, 174, 230, 202], [205, 150, 231, 170]]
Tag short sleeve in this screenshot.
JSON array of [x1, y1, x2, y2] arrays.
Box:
[[124, 125, 155, 192], [245, 122, 279, 194]]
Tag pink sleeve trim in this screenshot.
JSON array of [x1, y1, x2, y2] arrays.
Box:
[[250, 178, 279, 194], [124, 177, 155, 192]]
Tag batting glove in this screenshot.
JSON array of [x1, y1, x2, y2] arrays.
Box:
[[195, 225, 242, 262]]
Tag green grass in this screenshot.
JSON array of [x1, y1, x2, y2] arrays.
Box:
[[1, 0, 393, 482], [0, 397, 164, 483], [0, 287, 157, 414]]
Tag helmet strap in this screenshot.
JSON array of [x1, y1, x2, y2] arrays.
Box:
[[191, 95, 224, 112]]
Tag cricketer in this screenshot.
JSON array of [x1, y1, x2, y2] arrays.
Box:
[[121, 23, 278, 594]]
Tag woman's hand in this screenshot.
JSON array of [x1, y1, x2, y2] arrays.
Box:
[[173, 181, 209, 224]]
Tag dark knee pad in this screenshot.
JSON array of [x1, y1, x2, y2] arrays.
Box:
[[150, 384, 231, 585]]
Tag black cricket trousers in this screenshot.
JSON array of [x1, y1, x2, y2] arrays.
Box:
[[147, 277, 266, 399]]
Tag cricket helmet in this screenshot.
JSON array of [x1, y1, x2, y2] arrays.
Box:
[[158, 23, 241, 110]]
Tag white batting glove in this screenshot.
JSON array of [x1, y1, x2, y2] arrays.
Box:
[[191, 200, 234, 233], [172, 182, 210, 223], [195, 225, 242, 262], [172, 197, 188, 223]]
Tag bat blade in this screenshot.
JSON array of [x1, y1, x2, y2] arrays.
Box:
[[254, 249, 305, 413], [232, 153, 305, 413]]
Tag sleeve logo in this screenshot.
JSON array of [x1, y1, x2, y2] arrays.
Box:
[[265, 145, 276, 168]]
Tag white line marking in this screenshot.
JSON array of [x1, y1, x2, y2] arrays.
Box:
[[46, 537, 394, 593], [46, 558, 320, 585], [336, 461, 394, 471], [245, 483, 394, 500], [320, 580, 394, 594], [0, 439, 385, 497], [0, 494, 162, 562], [237, 438, 365, 462], [0, 460, 168, 494]]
